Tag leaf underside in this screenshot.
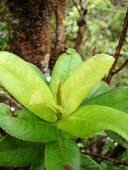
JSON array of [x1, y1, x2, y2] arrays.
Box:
[[0, 135, 44, 167], [0, 104, 60, 142]]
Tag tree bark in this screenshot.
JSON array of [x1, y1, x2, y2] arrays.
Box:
[[49, 0, 66, 69], [5, 0, 52, 71]]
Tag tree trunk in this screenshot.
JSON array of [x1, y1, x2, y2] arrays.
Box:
[[3, 0, 66, 71], [5, 0, 52, 71], [49, 0, 66, 69]]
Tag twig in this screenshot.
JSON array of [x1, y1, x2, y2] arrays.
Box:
[[82, 151, 128, 166], [112, 59, 128, 75], [72, 0, 87, 54], [106, 145, 126, 160], [0, 91, 23, 109], [72, 0, 81, 14], [106, 8, 128, 84], [49, 0, 66, 69]]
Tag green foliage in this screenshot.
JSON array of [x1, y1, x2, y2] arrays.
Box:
[[45, 138, 80, 170], [50, 48, 83, 95], [0, 135, 44, 167], [82, 80, 109, 102], [64, 0, 128, 87], [30, 160, 45, 170], [0, 22, 8, 50], [61, 54, 114, 116], [0, 51, 57, 122], [0, 49, 128, 169], [81, 154, 103, 170], [0, 105, 60, 142], [57, 105, 128, 140], [84, 87, 128, 113], [45, 140, 63, 170]]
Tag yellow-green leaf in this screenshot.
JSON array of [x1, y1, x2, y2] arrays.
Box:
[[57, 105, 128, 141], [0, 51, 57, 122], [50, 48, 83, 95], [61, 54, 114, 116]]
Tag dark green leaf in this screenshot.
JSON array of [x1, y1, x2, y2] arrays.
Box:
[[62, 138, 80, 170], [45, 138, 80, 170], [45, 139, 63, 170], [100, 161, 113, 170], [106, 130, 128, 148], [30, 160, 46, 170], [84, 87, 128, 113], [0, 135, 44, 167], [0, 104, 60, 142], [81, 154, 103, 170]]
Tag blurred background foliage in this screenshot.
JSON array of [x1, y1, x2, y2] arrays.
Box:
[[0, 1, 8, 50], [64, 0, 128, 87], [0, 0, 128, 87]]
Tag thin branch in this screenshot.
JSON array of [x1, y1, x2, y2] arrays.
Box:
[[75, 0, 87, 53], [49, 0, 66, 69], [113, 59, 128, 75], [72, 0, 81, 14], [72, 0, 87, 54], [82, 151, 128, 166], [106, 8, 128, 84], [0, 91, 23, 109]]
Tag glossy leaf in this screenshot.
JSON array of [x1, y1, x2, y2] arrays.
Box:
[[0, 104, 60, 142], [0, 51, 57, 122], [61, 54, 114, 116], [0, 135, 44, 167], [57, 105, 128, 140], [81, 154, 103, 170], [50, 48, 83, 95], [84, 87, 128, 113]]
